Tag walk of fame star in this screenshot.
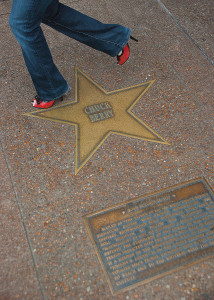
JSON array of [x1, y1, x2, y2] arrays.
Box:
[[25, 67, 169, 174]]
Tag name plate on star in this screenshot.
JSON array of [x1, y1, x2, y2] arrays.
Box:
[[84, 101, 114, 123]]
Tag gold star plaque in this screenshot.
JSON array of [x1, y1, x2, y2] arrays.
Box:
[[25, 67, 169, 174]]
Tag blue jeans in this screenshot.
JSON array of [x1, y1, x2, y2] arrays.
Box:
[[9, 0, 131, 101]]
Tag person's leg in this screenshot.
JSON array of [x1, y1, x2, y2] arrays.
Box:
[[42, 1, 131, 57], [9, 0, 69, 101]]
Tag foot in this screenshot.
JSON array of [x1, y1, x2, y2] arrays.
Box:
[[117, 36, 138, 66], [117, 44, 130, 65], [32, 95, 63, 109]]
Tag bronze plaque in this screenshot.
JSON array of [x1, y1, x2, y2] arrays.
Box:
[[25, 67, 169, 174], [83, 178, 214, 294]]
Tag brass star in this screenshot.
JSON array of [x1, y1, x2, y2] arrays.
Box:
[[25, 67, 169, 174]]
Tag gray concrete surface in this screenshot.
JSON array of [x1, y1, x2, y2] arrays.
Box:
[[0, 0, 213, 299]]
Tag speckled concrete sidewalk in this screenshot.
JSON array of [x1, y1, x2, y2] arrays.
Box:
[[0, 0, 213, 299]]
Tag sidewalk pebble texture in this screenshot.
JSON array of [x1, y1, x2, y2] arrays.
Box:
[[0, 0, 213, 299]]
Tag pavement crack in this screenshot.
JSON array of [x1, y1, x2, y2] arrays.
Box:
[[157, 0, 214, 66]]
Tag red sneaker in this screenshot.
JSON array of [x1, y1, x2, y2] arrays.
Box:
[[33, 95, 63, 109]]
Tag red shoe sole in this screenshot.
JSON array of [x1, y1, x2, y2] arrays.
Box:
[[33, 99, 55, 109]]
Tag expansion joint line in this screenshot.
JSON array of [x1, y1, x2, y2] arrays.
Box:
[[0, 138, 46, 300], [157, 0, 214, 66]]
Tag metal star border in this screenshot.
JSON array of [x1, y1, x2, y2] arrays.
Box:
[[25, 67, 169, 174]]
